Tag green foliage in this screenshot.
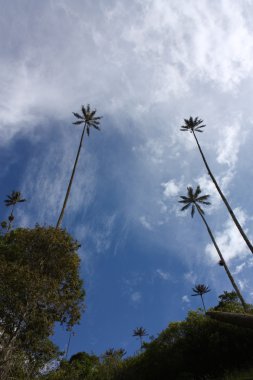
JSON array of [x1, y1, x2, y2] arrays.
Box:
[[0, 226, 85, 379], [44, 352, 99, 380], [112, 311, 253, 380], [213, 291, 253, 313]]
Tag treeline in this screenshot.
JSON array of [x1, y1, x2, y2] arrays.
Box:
[[42, 293, 253, 380]]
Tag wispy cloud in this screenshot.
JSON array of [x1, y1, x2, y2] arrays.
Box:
[[205, 208, 250, 263], [182, 295, 190, 303], [156, 269, 171, 281]]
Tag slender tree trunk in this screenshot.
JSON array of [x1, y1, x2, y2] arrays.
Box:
[[196, 204, 247, 312], [56, 125, 86, 228], [7, 205, 15, 232], [200, 294, 206, 313], [65, 331, 72, 359], [192, 130, 253, 255]]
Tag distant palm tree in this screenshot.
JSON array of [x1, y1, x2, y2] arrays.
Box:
[[179, 186, 247, 312], [192, 284, 211, 313], [56, 105, 102, 228], [180, 117, 253, 256], [104, 348, 126, 359], [4, 191, 26, 231], [133, 327, 148, 349]]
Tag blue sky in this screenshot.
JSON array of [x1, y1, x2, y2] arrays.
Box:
[[2, 0, 253, 357]]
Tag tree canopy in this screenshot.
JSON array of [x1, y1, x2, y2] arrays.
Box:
[[0, 226, 85, 379]]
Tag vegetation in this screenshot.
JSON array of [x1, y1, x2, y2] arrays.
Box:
[[43, 308, 253, 380], [0, 226, 85, 379]]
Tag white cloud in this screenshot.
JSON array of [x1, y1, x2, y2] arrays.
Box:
[[162, 180, 181, 198], [184, 271, 197, 284], [205, 208, 250, 262], [18, 128, 97, 226], [139, 216, 152, 230], [216, 123, 244, 168], [156, 269, 171, 281], [238, 279, 247, 291], [131, 291, 142, 303], [182, 295, 190, 303], [1, 0, 253, 141], [233, 262, 246, 275]]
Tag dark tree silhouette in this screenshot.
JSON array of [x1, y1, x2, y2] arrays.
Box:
[[179, 186, 247, 312], [180, 117, 253, 256], [4, 191, 26, 231], [56, 105, 102, 228], [192, 284, 211, 313], [133, 327, 148, 349]]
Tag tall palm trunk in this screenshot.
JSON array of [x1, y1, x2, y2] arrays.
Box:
[[7, 205, 15, 232], [200, 294, 206, 313], [192, 130, 253, 255], [195, 204, 247, 312], [56, 125, 86, 228]]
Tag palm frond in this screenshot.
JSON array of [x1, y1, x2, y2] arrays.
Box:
[[178, 199, 190, 204], [180, 117, 206, 133], [198, 205, 205, 215], [73, 121, 84, 125], [73, 105, 102, 134], [195, 185, 202, 198], [192, 284, 211, 296], [180, 203, 191, 212], [72, 112, 83, 119], [196, 195, 210, 202], [179, 196, 189, 201]]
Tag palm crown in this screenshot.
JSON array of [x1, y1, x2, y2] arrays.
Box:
[[192, 284, 211, 297], [180, 117, 205, 133], [4, 191, 26, 207], [73, 104, 102, 136], [132, 327, 148, 339], [179, 185, 211, 217]]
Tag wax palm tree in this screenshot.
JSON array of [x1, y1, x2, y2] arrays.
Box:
[[180, 117, 253, 256], [4, 191, 26, 231], [192, 284, 211, 313], [56, 105, 102, 228], [103, 348, 126, 359], [179, 186, 247, 311], [133, 327, 148, 349]]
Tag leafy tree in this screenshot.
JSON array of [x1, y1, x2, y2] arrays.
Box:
[[43, 352, 99, 380], [115, 310, 253, 380], [0, 226, 85, 379], [4, 191, 26, 231], [133, 327, 148, 349], [180, 117, 253, 256], [179, 185, 247, 311], [215, 291, 244, 312], [56, 105, 102, 228], [191, 284, 211, 313]]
